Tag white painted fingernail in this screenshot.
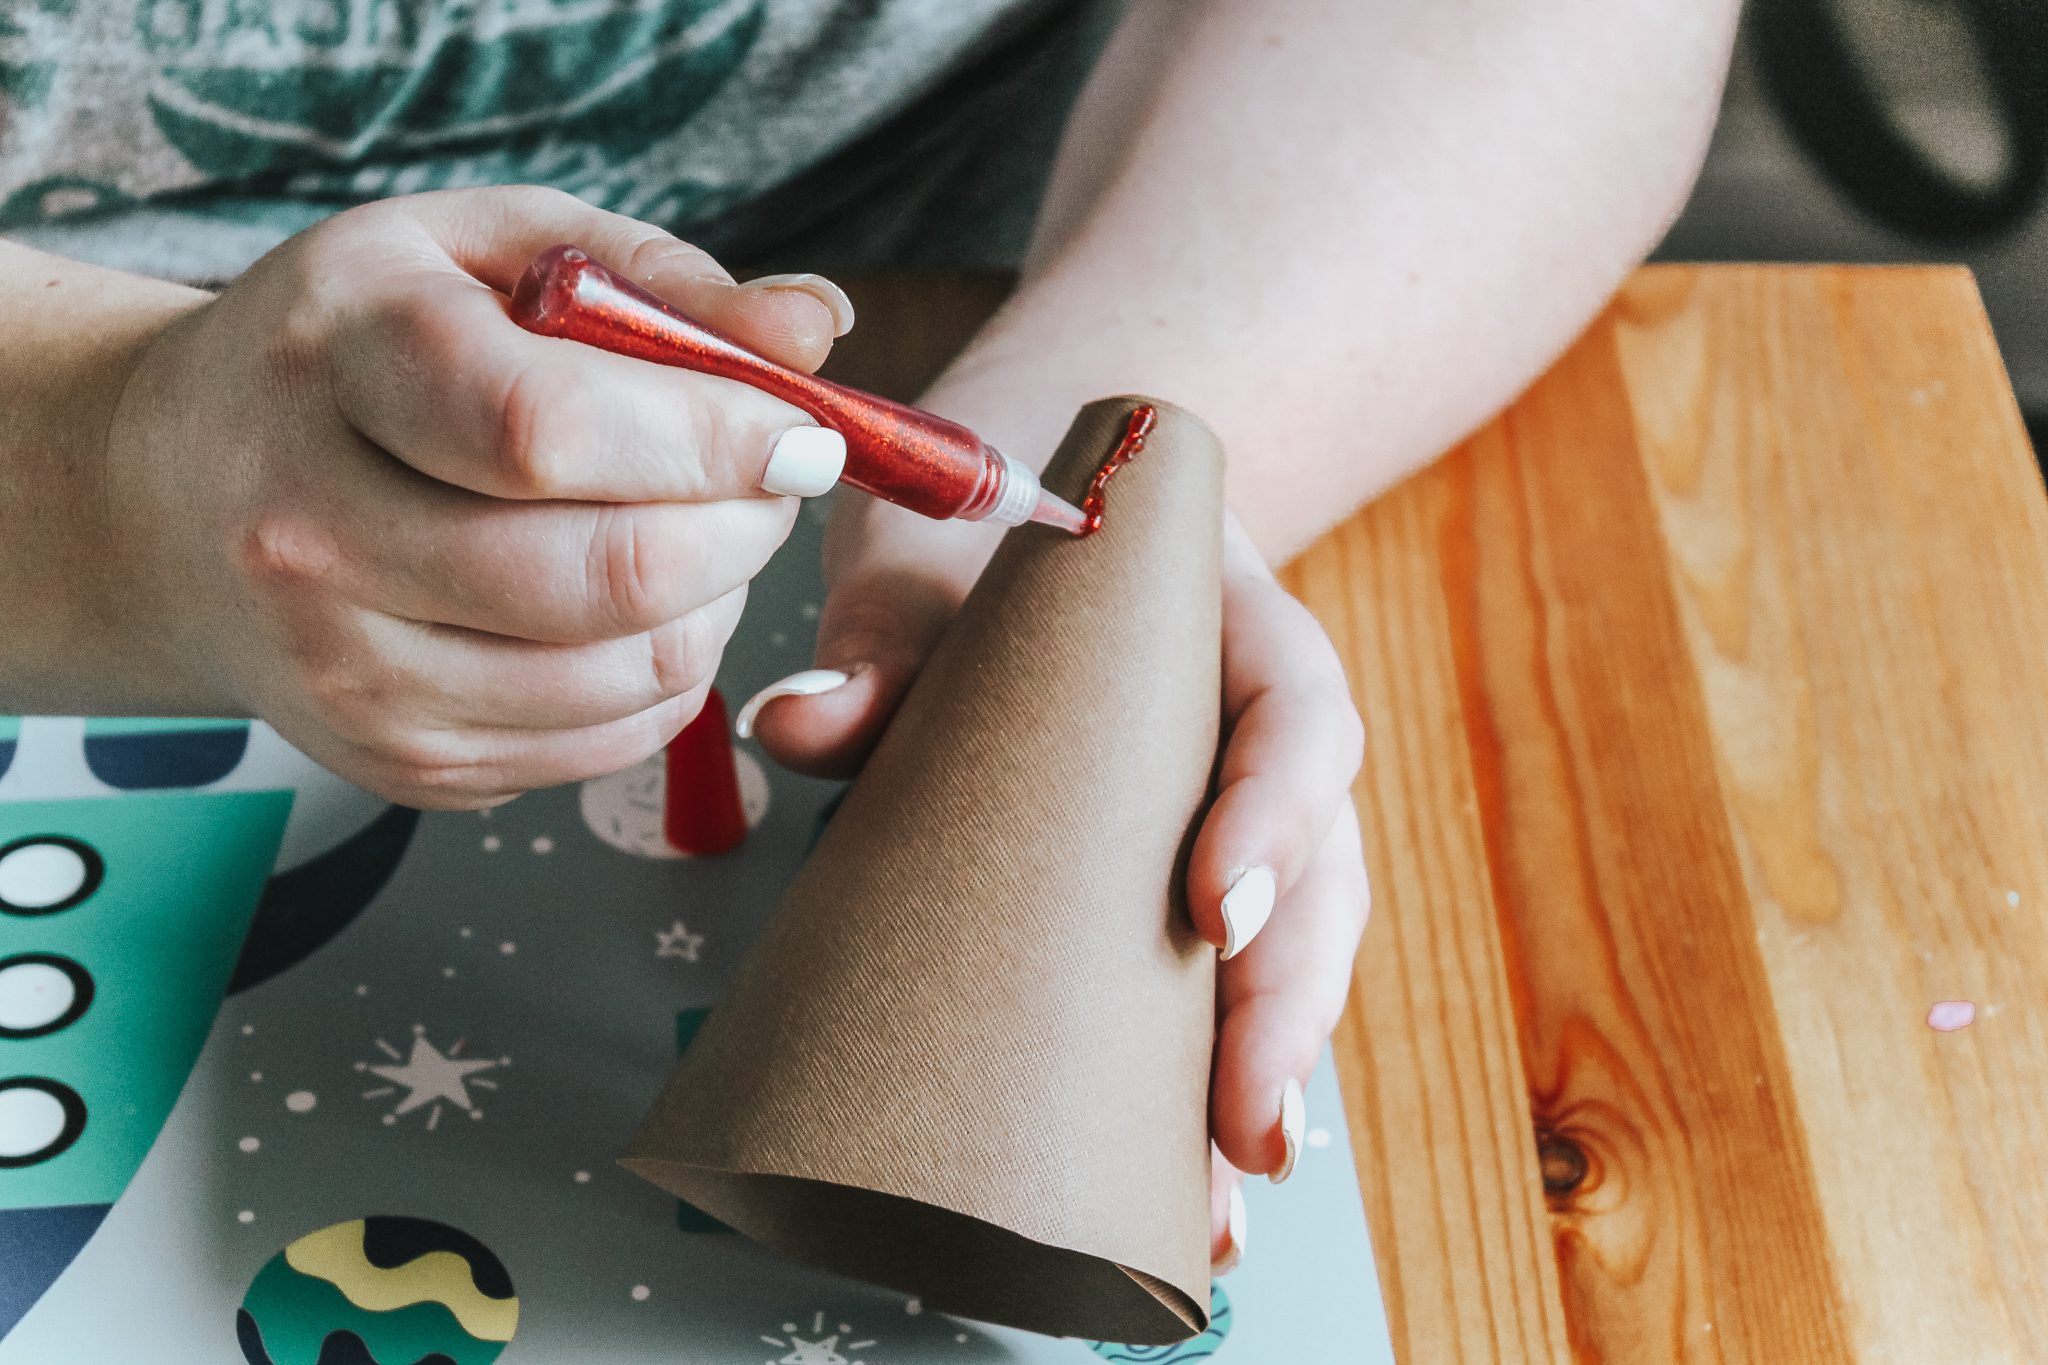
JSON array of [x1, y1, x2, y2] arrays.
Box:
[[760, 426, 846, 498], [733, 669, 851, 739], [1220, 866, 1276, 960], [741, 272, 856, 336], [1214, 1184, 1247, 1275], [1272, 1077, 1305, 1184]]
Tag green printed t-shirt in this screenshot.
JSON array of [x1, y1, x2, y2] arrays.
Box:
[[0, 0, 1113, 282]]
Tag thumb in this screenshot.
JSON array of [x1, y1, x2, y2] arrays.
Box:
[[738, 565, 967, 779]]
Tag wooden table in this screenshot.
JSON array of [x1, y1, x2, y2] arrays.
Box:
[[1283, 266, 2048, 1362]]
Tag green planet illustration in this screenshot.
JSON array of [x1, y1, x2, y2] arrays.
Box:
[[237, 1216, 519, 1365]]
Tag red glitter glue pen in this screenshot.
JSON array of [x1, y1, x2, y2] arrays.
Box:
[[509, 245, 1089, 535]]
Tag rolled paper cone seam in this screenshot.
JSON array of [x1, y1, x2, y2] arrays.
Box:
[[623, 395, 1225, 1344]]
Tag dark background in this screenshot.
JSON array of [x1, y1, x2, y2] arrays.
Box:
[[1657, 0, 2046, 455]]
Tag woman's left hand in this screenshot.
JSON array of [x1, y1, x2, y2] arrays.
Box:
[[746, 497, 1370, 1275]]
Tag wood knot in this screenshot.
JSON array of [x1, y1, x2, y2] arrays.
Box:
[[1535, 1128, 1589, 1197]]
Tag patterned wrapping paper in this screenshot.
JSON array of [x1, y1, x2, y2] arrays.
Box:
[[0, 436, 1391, 1364]]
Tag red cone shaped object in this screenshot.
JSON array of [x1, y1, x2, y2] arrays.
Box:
[[663, 689, 747, 856]]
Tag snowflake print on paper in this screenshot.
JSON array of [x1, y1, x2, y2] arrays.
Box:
[[760, 1310, 876, 1365]]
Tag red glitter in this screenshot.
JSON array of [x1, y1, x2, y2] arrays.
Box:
[[1078, 405, 1158, 537], [663, 688, 746, 856], [509, 245, 1016, 522]]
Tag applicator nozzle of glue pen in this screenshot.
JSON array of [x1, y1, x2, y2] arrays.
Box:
[[508, 244, 1090, 536]]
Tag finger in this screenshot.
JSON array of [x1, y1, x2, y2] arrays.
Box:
[[351, 689, 705, 810], [1210, 805, 1369, 1179], [1187, 531, 1365, 957], [275, 437, 794, 642], [741, 573, 943, 778], [1210, 1154, 1247, 1274], [738, 272, 857, 346], [358, 586, 748, 732], [326, 266, 841, 505], [747, 519, 993, 777], [408, 185, 843, 371]]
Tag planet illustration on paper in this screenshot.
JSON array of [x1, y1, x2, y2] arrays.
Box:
[[236, 1215, 519, 1365], [1086, 1281, 1232, 1362], [579, 746, 770, 859]]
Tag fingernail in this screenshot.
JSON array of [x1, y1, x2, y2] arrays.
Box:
[[1272, 1077, 1305, 1184], [734, 668, 851, 738], [1220, 865, 1276, 960], [1213, 1184, 1247, 1275], [761, 425, 847, 498], [740, 272, 856, 337]]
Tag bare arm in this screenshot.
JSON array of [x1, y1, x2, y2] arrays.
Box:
[[929, 0, 1742, 557], [0, 242, 204, 710]]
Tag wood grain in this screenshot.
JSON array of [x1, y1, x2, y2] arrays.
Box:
[[1291, 473, 1572, 1362], [1287, 266, 2048, 1362]]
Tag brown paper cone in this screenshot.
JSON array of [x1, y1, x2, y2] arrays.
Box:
[[622, 396, 1223, 1343]]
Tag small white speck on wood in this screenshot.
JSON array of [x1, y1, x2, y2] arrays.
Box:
[[1928, 1000, 1978, 1031]]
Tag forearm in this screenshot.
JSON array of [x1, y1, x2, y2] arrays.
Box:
[[920, 0, 1740, 560], [0, 240, 205, 710]]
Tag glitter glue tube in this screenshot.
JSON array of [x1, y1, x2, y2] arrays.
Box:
[[509, 245, 1088, 534]]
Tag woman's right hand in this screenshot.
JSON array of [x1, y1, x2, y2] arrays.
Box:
[[90, 187, 852, 807]]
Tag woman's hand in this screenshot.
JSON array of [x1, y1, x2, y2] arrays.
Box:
[[746, 497, 1370, 1274], [75, 186, 854, 807]]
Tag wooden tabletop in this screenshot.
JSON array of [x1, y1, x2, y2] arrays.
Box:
[[1283, 265, 2048, 1362]]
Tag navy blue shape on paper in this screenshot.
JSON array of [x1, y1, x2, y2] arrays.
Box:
[[0, 1203, 110, 1337]]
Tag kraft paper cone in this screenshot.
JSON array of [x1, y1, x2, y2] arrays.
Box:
[[623, 396, 1223, 1343]]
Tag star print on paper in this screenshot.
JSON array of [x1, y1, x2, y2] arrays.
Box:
[[655, 919, 704, 963], [760, 1311, 875, 1365], [355, 1024, 507, 1131]]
